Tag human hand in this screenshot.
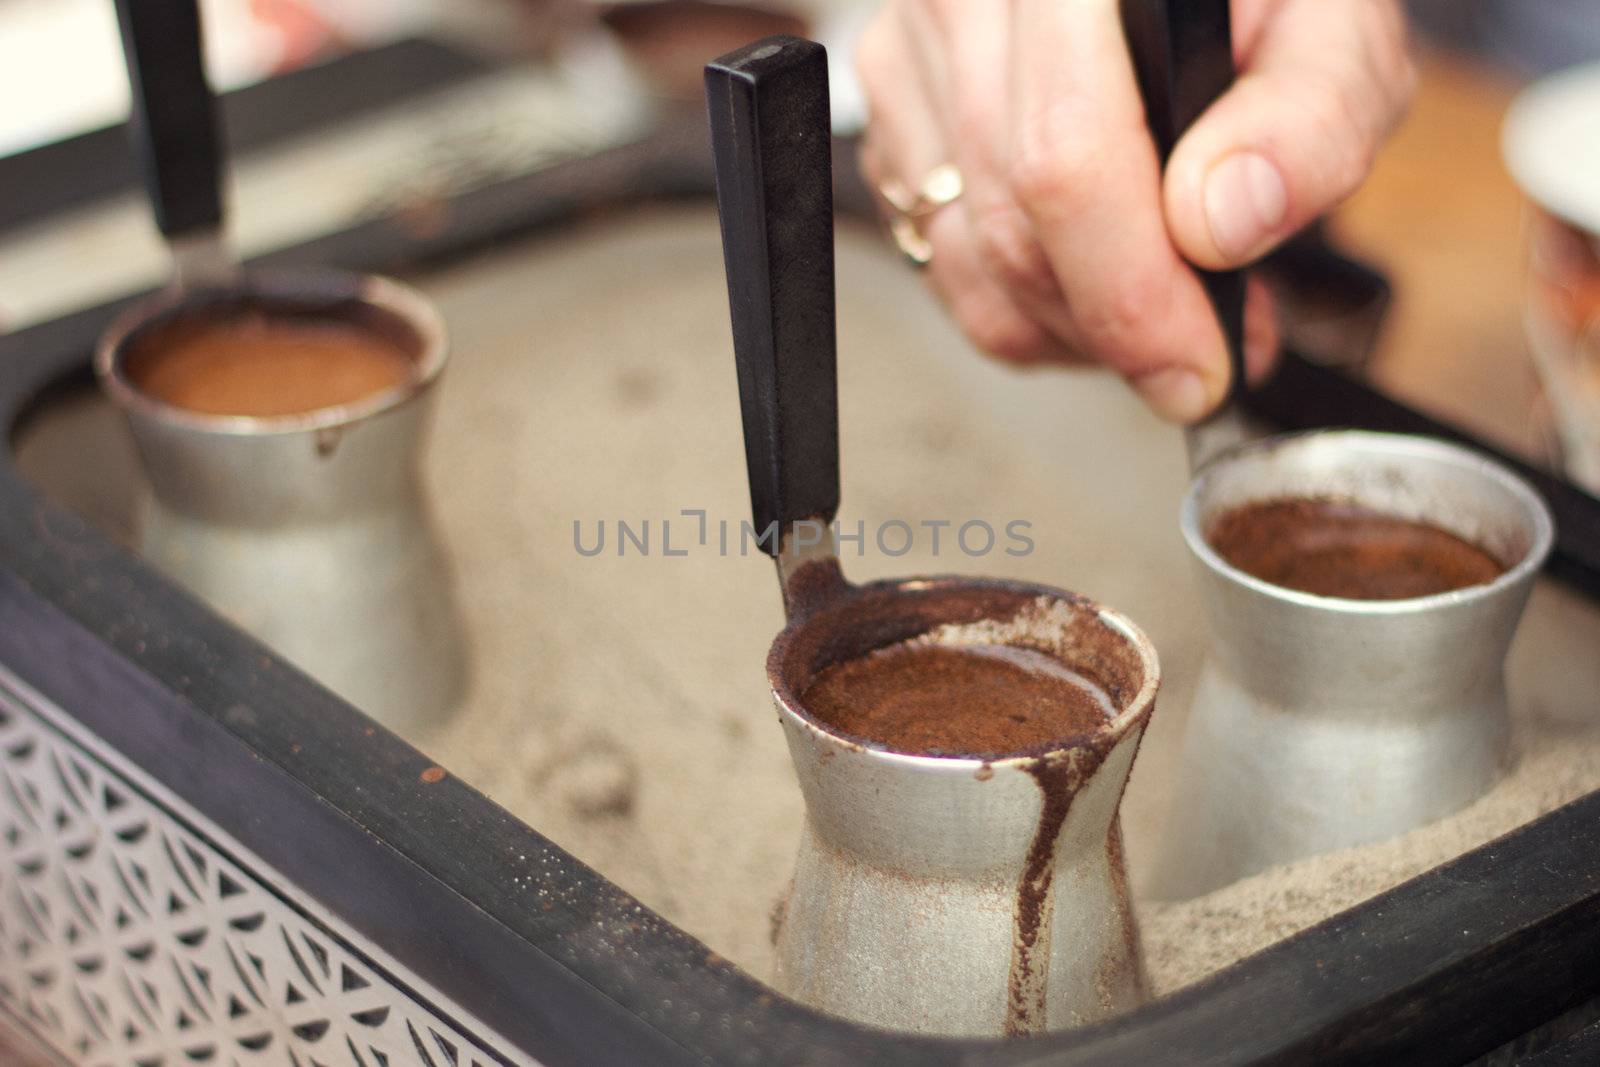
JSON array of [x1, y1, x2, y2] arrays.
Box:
[[855, 0, 1415, 422]]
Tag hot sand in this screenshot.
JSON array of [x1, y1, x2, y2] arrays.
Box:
[[18, 206, 1600, 1002], [410, 207, 1600, 996]]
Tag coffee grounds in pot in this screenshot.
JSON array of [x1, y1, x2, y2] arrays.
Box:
[[800, 641, 1116, 757]]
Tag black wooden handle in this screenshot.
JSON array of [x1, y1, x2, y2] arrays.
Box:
[[114, 0, 224, 238], [1120, 0, 1246, 410], [706, 36, 840, 554]]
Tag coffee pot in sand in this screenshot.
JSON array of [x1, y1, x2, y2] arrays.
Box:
[[96, 0, 466, 732], [1149, 431, 1553, 899], [1117, 1, 1557, 899], [708, 37, 1159, 1037]]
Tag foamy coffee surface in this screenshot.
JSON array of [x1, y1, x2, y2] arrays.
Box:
[[1208, 497, 1506, 600], [127, 310, 415, 417], [801, 640, 1115, 757]]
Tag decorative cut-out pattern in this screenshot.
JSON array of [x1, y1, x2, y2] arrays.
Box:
[[0, 682, 522, 1066]]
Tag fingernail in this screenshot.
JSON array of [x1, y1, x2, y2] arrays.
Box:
[[1133, 367, 1209, 423], [1204, 152, 1287, 262]]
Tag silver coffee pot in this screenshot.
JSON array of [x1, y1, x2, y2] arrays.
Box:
[[707, 37, 1159, 1035], [99, 1, 465, 731], [96, 270, 468, 733], [1150, 430, 1554, 899], [768, 573, 1157, 1036]]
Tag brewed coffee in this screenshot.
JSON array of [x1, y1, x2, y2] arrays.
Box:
[[126, 310, 414, 417], [1208, 497, 1505, 600]]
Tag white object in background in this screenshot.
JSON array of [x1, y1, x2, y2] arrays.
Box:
[[1504, 61, 1600, 237], [1503, 61, 1600, 494], [0, 0, 538, 158], [0, 0, 247, 157]]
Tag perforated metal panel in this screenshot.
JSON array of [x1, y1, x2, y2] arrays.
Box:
[[0, 668, 530, 1067]]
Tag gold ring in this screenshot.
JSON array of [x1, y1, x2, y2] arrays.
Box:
[[878, 163, 964, 267]]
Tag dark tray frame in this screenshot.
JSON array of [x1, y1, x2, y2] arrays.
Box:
[[3, 39, 1600, 1067]]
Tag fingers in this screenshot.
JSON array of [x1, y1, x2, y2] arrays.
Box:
[[1163, 0, 1415, 268], [920, 208, 1077, 365], [935, 0, 1083, 337], [1009, 0, 1237, 421], [857, 3, 1074, 366], [854, 0, 1302, 422], [855, 12, 947, 188]]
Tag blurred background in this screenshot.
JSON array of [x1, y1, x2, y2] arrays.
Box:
[[3, 0, 1598, 156], [2, 0, 1599, 488]]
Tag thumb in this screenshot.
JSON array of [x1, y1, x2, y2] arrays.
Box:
[[1160, 0, 1413, 269]]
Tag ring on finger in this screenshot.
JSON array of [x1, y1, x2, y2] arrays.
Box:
[[878, 163, 964, 266]]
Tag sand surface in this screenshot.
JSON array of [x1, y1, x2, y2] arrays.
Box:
[[406, 207, 1600, 995], [19, 205, 1600, 1001]]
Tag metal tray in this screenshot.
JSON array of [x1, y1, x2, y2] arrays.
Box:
[[2, 40, 1600, 1067]]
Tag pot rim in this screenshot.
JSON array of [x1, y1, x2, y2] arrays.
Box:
[[94, 268, 448, 436], [1180, 429, 1555, 615], [765, 573, 1160, 770]]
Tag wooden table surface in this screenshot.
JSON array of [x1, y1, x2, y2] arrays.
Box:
[[1330, 48, 1544, 460]]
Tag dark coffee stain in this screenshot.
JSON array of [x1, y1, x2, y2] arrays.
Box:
[[1003, 741, 1110, 1037], [612, 367, 661, 409], [913, 416, 962, 454], [778, 555, 850, 620], [768, 892, 789, 947], [313, 426, 344, 458], [1004, 756, 1075, 1036], [1099, 820, 1148, 1008]]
